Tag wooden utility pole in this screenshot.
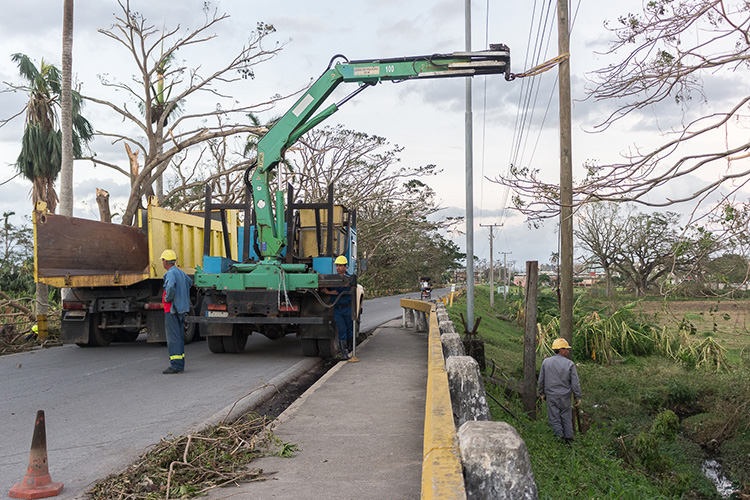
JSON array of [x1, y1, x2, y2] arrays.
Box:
[[523, 261, 539, 418], [558, 0, 574, 343], [480, 224, 502, 308]]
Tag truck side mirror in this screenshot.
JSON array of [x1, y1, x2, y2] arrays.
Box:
[[358, 258, 368, 273]]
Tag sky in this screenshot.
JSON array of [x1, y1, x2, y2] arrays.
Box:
[[1, 0, 747, 272]]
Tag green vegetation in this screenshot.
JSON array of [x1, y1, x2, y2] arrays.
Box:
[[447, 285, 749, 499]]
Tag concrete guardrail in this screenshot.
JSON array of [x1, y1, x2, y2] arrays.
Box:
[[401, 298, 538, 500]]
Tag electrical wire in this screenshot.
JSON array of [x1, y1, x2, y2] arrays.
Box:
[[500, 0, 583, 232]]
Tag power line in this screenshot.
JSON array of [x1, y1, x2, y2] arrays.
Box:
[[1, 172, 21, 186]]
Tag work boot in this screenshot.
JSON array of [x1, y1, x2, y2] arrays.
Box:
[[339, 340, 350, 360], [163, 367, 183, 374], [346, 337, 353, 352]]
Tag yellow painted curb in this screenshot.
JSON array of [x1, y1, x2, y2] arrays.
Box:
[[400, 299, 466, 500]]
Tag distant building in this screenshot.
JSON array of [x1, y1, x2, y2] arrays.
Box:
[[513, 270, 606, 288]]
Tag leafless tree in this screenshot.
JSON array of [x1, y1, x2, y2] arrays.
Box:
[[575, 202, 631, 297], [496, 0, 750, 227], [84, 0, 289, 225], [287, 125, 447, 255]]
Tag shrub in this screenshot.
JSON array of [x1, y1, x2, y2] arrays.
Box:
[[634, 431, 670, 474], [666, 379, 697, 409], [651, 410, 679, 442]]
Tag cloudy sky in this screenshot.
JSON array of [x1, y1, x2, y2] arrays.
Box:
[[1, 0, 746, 271]]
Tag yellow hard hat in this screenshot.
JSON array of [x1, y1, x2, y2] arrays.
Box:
[[32, 324, 38, 333], [160, 249, 177, 261], [334, 255, 348, 265], [551, 338, 571, 350]]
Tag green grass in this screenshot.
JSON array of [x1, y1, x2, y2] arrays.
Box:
[[447, 285, 749, 499]]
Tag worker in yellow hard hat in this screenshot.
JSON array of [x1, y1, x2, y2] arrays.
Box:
[[160, 249, 192, 374], [322, 255, 352, 359], [537, 337, 582, 443]]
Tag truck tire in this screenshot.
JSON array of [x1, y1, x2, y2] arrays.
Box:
[[183, 307, 196, 345], [317, 337, 341, 359], [223, 329, 248, 353], [207, 336, 225, 353], [301, 339, 319, 357], [88, 314, 114, 347]]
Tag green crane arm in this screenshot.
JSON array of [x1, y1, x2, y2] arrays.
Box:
[[248, 44, 512, 259]]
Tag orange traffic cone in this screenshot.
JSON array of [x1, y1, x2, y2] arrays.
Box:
[[9, 410, 63, 499]]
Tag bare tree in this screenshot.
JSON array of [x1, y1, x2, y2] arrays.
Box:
[[288, 125, 446, 252], [287, 125, 462, 288], [496, 0, 750, 225], [84, 0, 288, 225], [575, 202, 631, 297]]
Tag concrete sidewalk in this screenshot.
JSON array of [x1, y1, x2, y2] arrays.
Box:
[[207, 319, 428, 500]]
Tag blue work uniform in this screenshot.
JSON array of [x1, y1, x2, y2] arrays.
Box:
[[163, 265, 193, 371], [331, 277, 353, 343], [537, 352, 582, 439]]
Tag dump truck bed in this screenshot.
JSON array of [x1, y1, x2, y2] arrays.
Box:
[[34, 204, 238, 288]]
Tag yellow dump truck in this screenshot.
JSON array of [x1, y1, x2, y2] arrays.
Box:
[[33, 202, 237, 346]]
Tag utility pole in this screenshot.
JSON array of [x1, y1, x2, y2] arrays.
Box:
[[464, 0, 475, 326], [557, 0, 574, 343], [499, 251, 512, 300], [480, 224, 502, 308]]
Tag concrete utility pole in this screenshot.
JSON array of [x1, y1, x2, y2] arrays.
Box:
[[465, 0, 475, 326], [557, 0, 574, 343], [499, 251, 512, 300], [480, 224, 502, 308]]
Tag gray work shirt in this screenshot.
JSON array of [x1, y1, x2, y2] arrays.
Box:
[[538, 353, 582, 399]]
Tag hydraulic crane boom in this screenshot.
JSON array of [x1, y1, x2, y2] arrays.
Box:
[[248, 44, 512, 259]]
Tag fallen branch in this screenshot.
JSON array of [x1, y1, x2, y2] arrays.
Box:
[[0, 291, 35, 320]]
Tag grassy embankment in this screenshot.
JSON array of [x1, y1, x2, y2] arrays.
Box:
[[446, 285, 749, 500]]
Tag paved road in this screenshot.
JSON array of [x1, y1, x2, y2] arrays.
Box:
[[0, 290, 440, 498]]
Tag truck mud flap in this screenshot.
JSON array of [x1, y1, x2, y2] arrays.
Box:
[[61, 311, 91, 344], [146, 310, 166, 342]]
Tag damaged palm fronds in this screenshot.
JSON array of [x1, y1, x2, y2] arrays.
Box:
[[87, 412, 295, 500], [533, 299, 729, 371]]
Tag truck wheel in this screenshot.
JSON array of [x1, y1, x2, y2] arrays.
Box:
[[223, 329, 248, 353], [207, 336, 225, 353], [317, 337, 341, 359], [301, 339, 319, 357], [183, 308, 196, 345], [88, 314, 114, 347]]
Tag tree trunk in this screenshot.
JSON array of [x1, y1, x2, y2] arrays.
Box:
[[605, 267, 612, 298], [96, 188, 111, 222], [60, 0, 75, 216]]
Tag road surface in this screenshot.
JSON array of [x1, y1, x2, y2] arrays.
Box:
[[0, 290, 441, 498]]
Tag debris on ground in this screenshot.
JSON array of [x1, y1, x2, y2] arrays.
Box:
[[87, 413, 293, 500]]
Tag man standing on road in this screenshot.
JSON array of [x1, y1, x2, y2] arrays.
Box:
[[160, 249, 192, 374], [322, 255, 352, 359], [537, 338, 582, 443]]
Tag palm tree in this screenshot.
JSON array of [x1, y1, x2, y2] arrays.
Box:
[[12, 53, 93, 316], [60, 0, 74, 216], [13, 53, 93, 213]]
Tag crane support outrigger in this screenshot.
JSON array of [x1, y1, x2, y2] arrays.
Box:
[[190, 44, 512, 358]]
